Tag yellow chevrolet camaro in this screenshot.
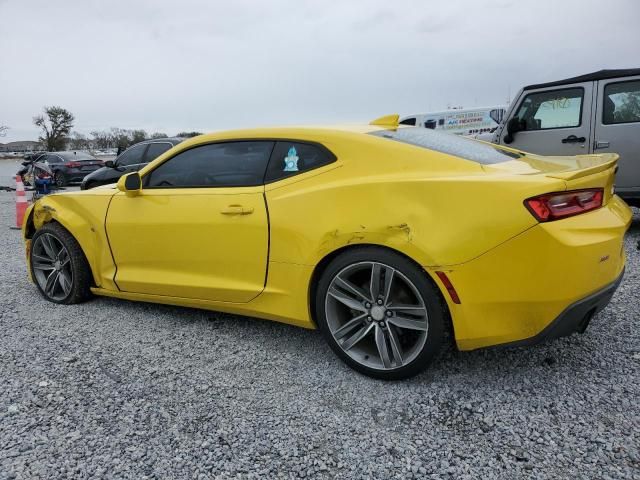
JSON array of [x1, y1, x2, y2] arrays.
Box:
[[22, 115, 631, 379]]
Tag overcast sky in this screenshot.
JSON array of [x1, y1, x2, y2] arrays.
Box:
[[1, 0, 638, 142]]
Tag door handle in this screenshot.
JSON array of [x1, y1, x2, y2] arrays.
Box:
[[562, 135, 586, 144], [595, 140, 610, 149], [220, 205, 254, 215]]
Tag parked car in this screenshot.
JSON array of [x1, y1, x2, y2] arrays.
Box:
[[492, 68, 640, 207], [80, 138, 184, 190], [39, 151, 104, 187], [21, 117, 630, 379]]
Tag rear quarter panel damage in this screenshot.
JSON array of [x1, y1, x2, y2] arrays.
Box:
[[264, 142, 565, 269]]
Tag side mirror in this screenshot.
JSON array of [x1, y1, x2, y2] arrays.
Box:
[[104, 160, 115, 168], [117, 172, 141, 196], [504, 117, 523, 144]]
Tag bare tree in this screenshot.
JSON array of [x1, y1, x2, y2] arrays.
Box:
[[69, 131, 91, 150], [150, 132, 168, 139], [130, 129, 147, 145], [0, 125, 8, 137], [33, 106, 74, 151], [90, 130, 112, 149]]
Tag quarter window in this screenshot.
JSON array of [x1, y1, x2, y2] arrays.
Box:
[[603, 80, 640, 124], [264, 141, 336, 182], [146, 141, 274, 188], [515, 88, 583, 130], [117, 144, 147, 167]]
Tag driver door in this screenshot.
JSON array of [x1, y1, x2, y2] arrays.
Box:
[[500, 82, 594, 155], [105, 141, 274, 303]]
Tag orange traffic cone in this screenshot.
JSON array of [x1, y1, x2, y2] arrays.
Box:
[[11, 175, 29, 230]]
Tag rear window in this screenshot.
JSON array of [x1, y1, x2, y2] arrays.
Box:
[[59, 152, 96, 161], [369, 127, 521, 164]]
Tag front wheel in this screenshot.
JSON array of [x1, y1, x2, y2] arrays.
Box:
[[30, 223, 93, 304], [315, 247, 444, 380]]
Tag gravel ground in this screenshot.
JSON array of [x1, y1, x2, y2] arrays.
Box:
[[0, 191, 639, 480]]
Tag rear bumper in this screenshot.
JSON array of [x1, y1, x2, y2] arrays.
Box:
[[498, 268, 624, 348], [433, 195, 632, 350]]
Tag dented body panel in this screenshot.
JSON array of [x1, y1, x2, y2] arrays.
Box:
[[22, 124, 632, 347]]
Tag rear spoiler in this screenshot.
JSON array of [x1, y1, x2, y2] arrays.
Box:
[[545, 153, 618, 181]]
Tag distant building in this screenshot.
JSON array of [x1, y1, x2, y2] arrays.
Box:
[[0, 141, 44, 152]]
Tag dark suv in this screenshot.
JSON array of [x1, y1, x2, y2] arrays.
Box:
[[81, 138, 183, 190], [40, 152, 104, 187]]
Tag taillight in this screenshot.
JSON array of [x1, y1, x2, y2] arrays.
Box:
[[524, 188, 603, 222], [65, 161, 82, 168]]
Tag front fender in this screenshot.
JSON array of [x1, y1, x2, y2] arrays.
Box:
[[26, 193, 118, 290]]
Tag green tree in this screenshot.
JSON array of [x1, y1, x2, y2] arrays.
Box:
[[176, 131, 203, 138], [33, 106, 74, 151]]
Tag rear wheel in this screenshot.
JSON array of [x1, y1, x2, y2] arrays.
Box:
[[54, 172, 67, 187], [30, 223, 92, 304], [315, 247, 444, 380]]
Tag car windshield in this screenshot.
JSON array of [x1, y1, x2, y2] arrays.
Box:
[[369, 127, 521, 164]]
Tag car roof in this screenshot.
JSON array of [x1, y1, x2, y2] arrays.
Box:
[[523, 68, 640, 91], [191, 124, 385, 140], [133, 137, 184, 146]]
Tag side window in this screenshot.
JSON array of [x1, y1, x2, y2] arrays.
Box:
[[46, 155, 62, 164], [399, 117, 416, 126], [146, 141, 274, 188], [603, 80, 640, 124], [438, 118, 445, 126], [424, 119, 437, 130], [144, 142, 173, 163], [515, 88, 583, 130], [264, 141, 336, 183], [116, 144, 147, 167]]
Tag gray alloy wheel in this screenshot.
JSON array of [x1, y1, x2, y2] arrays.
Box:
[[324, 261, 429, 371], [30, 223, 93, 304], [32, 233, 73, 301]]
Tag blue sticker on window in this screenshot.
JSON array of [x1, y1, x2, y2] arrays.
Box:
[[283, 146, 299, 172]]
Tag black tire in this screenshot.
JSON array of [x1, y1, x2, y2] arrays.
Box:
[[315, 247, 444, 380], [30, 223, 93, 304], [54, 171, 67, 187]]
